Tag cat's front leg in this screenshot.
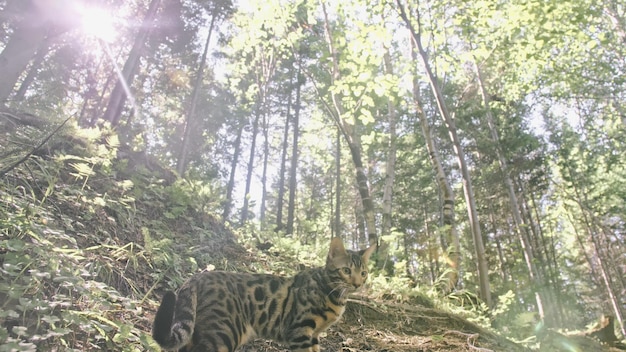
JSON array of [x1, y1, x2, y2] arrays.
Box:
[[311, 334, 321, 351], [285, 328, 319, 352], [287, 336, 319, 352]]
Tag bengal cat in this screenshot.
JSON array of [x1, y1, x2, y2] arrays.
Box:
[[152, 237, 376, 352]]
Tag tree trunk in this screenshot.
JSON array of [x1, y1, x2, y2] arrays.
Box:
[[77, 55, 106, 127], [474, 60, 544, 311], [240, 106, 261, 225], [333, 129, 341, 238], [89, 68, 117, 126], [102, 0, 160, 125], [223, 123, 244, 221], [579, 206, 626, 337], [347, 140, 377, 245], [427, 219, 438, 285], [260, 108, 270, 227], [275, 73, 293, 232], [321, 2, 377, 246], [600, 225, 626, 297], [526, 183, 565, 324], [379, 50, 397, 273], [286, 68, 302, 235], [0, 18, 50, 104], [485, 196, 509, 286], [520, 178, 562, 324], [566, 212, 601, 286], [13, 35, 53, 102], [410, 39, 460, 292], [398, 1, 490, 305], [177, 12, 216, 175], [563, 161, 626, 337]]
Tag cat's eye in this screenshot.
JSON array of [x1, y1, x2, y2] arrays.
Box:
[[341, 267, 351, 275], [361, 271, 367, 277]]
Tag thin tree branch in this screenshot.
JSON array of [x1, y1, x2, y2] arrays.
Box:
[[0, 115, 72, 177]]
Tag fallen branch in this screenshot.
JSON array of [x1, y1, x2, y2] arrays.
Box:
[[537, 315, 626, 351], [0, 109, 47, 129], [0, 115, 72, 177], [584, 315, 619, 345]]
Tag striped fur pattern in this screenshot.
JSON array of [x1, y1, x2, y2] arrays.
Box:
[[152, 237, 376, 352]]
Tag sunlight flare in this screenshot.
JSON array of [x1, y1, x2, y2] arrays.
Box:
[[75, 3, 119, 42]]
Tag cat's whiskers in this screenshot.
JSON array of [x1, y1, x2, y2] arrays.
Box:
[[328, 285, 345, 298]]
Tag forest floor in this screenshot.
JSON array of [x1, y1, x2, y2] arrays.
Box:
[[137, 236, 532, 352], [214, 244, 526, 352], [136, 226, 620, 352], [140, 219, 623, 352], [241, 298, 530, 352], [2, 120, 624, 351]]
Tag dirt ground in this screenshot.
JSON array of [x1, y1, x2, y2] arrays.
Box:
[[171, 233, 624, 352], [238, 297, 530, 352]]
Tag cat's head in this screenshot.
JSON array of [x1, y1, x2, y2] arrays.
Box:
[[325, 237, 376, 291]]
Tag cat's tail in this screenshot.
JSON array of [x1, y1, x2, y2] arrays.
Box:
[[152, 286, 197, 350]]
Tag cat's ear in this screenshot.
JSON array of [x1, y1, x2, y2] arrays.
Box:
[[360, 242, 377, 263], [328, 237, 347, 259]]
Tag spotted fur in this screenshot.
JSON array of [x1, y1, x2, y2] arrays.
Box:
[[152, 237, 376, 352]]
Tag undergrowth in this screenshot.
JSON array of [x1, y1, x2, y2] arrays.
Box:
[[0, 123, 234, 351], [0, 120, 541, 351]]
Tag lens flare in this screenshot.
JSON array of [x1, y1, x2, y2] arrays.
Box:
[[76, 4, 118, 42]]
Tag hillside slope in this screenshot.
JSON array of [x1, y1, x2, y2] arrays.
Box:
[[1, 120, 621, 351]]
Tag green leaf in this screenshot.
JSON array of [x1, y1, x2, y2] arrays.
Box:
[[0, 310, 19, 319], [41, 315, 61, 324], [11, 326, 28, 336], [5, 239, 26, 251], [69, 162, 94, 178]]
